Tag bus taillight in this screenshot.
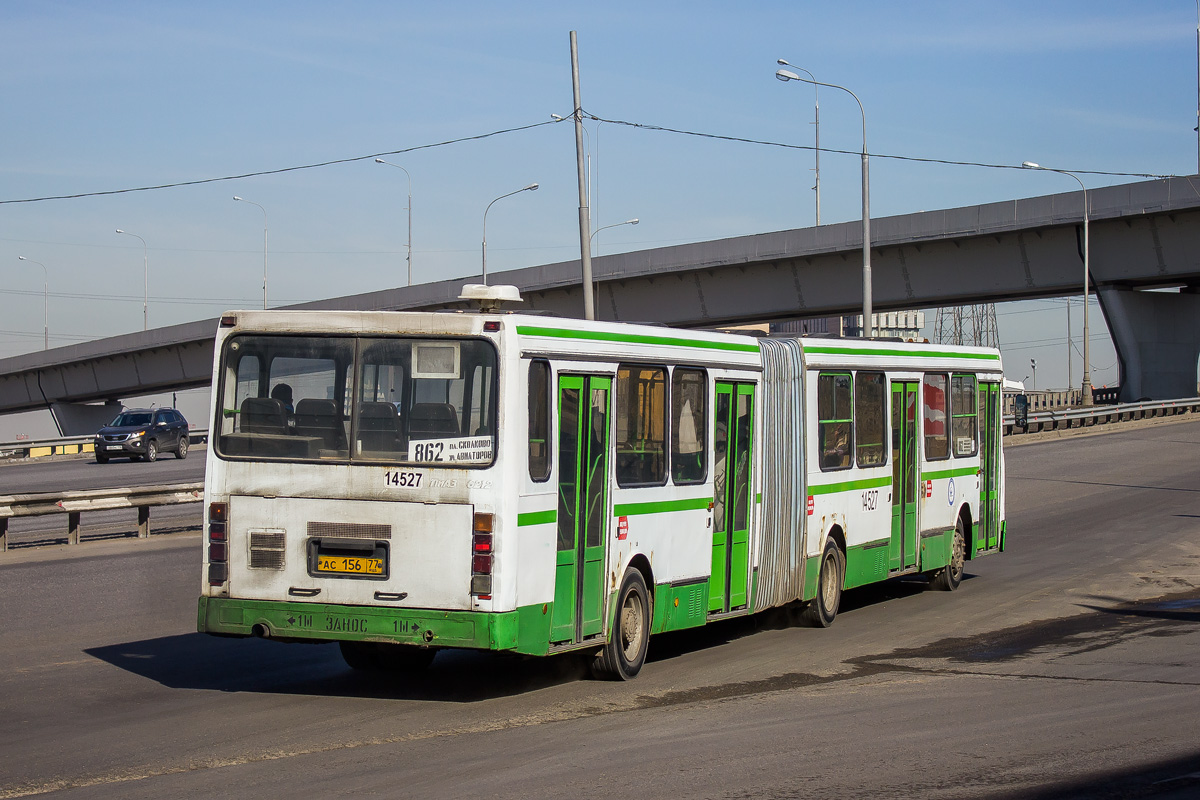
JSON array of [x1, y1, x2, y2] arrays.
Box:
[[208, 502, 229, 586], [471, 513, 494, 598]]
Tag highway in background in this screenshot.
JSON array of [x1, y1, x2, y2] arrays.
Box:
[[1, 422, 1199, 798]]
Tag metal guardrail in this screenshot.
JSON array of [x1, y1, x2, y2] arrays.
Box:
[[0, 429, 209, 459], [1003, 397, 1200, 436], [0, 482, 204, 551]]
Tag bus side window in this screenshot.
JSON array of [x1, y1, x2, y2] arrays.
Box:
[[528, 360, 551, 481], [923, 373, 950, 460], [951, 374, 978, 457], [671, 368, 707, 484], [817, 373, 853, 470], [615, 365, 667, 487], [854, 371, 886, 467]]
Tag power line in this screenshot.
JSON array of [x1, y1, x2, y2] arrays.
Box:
[[0, 120, 557, 205], [581, 112, 1175, 179], [0, 113, 1176, 207]]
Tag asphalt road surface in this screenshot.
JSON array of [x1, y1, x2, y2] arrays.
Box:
[[1, 420, 1198, 799]]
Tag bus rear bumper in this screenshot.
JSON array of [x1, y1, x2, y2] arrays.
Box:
[[197, 596, 536, 652]]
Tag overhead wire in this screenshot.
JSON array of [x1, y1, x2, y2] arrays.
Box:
[[0, 112, 1176, 207]]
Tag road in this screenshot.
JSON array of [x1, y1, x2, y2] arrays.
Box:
[[1, 420, 1198, 798]]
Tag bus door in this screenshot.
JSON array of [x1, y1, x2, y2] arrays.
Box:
[[978, 381, 1002, 551], [709, 382, 755, 614], [551, 375, 611, 644], [890, 381, 919, 571]]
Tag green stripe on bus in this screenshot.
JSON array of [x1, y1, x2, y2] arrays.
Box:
[[808, 475, 892, 495], [516, 325, 761, 354], [613, 496, 712, 517], [805, 345, 1000, 362], [517, 510, 557, 526], [922, 466, 979, 481]]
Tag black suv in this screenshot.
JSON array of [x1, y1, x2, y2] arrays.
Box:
[[94, 408, 190, 463]]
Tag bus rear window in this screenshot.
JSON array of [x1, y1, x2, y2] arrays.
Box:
[[214, 334, 498, 466]]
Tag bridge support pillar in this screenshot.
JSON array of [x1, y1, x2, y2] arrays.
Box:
[[49, 401, 123, 437], [1098, 286, 1200, 402]]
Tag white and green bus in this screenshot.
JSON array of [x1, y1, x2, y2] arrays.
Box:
[[198, 287, 1005, 679]]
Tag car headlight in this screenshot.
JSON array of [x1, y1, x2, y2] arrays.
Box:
[[130, 431, 144, 438]]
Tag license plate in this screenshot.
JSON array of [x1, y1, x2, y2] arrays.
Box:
[[105, 445, 124, 451], [316, 555, 385, 575]]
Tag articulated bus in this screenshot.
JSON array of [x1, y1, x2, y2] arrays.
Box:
[[198, 287, 1005, 679]]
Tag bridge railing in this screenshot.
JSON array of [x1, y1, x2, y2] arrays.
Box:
[[1004, 397, 1200, 436], [0, 482, 204, 551], [0, 429, 209, 460]]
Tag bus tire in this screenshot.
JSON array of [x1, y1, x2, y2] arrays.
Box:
[[931, 519, 966, 591], [339, 641, 378, 670], [803, 539, 843, 628], [592, 569, 650, 681], [375, 643, 435, 672]]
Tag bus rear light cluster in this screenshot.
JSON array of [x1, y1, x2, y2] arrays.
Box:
[[471, 512, 493, 598], [208, 502, 229, 586]]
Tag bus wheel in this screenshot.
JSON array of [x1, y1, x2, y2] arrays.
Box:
[[932, 520, 966, 591], [804, 539, 843, 628], [339, 641, 378, 670], [592, 569, 650, 680], [375, 643, 435, 672]]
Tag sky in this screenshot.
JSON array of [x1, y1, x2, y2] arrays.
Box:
[[1, 1, 1196, 437]]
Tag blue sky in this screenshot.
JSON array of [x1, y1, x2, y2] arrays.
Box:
[[1, 1, 1196, 434]]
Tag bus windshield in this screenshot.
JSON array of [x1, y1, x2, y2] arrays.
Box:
[[214, 334, 498, 466]]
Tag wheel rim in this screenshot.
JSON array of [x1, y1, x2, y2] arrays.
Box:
[[950, 528, 965, 581], [147, 443, 156, 460], [180, 439, 188, 456], [820, 553, 838, 609], [619, 590, 645, 662]]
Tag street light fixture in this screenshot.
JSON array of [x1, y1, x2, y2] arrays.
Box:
[[589, 217, 639, 254], [374, 158, 414, 286], [481, 183, 538, 286], [16, 256, 49, 350], [233, 196, 269, 309], [776, 59, 820, 226], [1021, 161, 1093, 406], [115, 228, 149, 330], [776, 67, 871, 336]]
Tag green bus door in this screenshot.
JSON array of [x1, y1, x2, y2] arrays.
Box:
[[890, 381, 919, 571], [710, 382, 754, 614], [978, 381, 1002, 551], [551, 375, 611, 644]]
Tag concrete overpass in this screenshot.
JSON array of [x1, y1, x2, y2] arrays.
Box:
[[3, 176, 1199, 432]]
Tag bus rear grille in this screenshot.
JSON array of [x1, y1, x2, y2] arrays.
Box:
[[307, 521, 392, 540], [249, 531, 286, 570]]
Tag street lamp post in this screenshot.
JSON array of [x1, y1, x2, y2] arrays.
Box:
[[481, 183, 538, 286], [1021, 162, 1093, 406], [16, 256, 49, 350], [776, 59, 820, 226], [374, 158, 413, 286], [115, 229, 148, 330], [233, 196, 268, 309], [776, 68, 871, 336], [589, 218, 639, 255]]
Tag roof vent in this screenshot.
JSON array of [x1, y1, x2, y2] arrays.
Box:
[[458, 284, 524, 313]]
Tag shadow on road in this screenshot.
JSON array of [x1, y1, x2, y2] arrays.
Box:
[[84, 571, 988, 701], [85, 632, 604, 701], [978, 749, 1200, 800]]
